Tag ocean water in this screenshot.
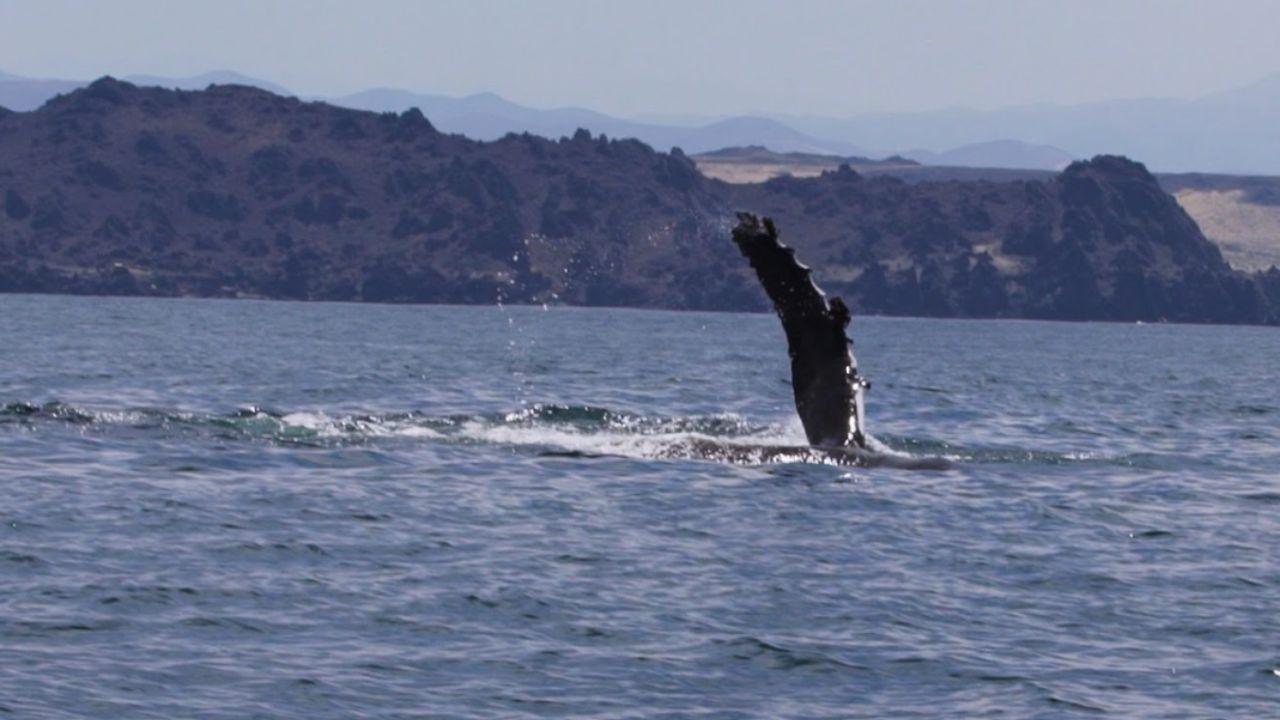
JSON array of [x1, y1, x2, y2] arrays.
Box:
[[1, 294, 1277, 719]]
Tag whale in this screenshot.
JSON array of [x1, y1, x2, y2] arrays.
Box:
[[732, 213, 870, 449], [538, 214, 947, 469], [513, 213, 948, 469]]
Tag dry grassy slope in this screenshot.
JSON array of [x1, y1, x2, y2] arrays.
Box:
[[1171, 190, 1280, 271], [697, 161, 828, 183]]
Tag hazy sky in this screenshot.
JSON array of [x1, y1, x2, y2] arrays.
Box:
[[2, 0, 1278, 117]]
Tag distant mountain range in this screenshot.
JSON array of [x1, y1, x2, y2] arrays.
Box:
[[3, 69, 1280, 173], [325, 88, 871, 157], [900, 140, 1075, 171], [0, 71, 868, 157], [769, 74, 1280, 174], [0, 70, 82, 115]]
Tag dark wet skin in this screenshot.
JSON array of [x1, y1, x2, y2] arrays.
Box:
[[731, 213, 867, 448]]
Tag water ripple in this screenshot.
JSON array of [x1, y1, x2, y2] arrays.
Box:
[[1, 297, 1277, 718]]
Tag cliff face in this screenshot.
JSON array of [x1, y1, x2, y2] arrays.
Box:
[[0, 78, 1275, 324]]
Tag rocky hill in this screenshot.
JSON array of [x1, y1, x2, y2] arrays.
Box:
[[723, 159, 1275, 322], [0, 78, 738, 308], [695, 148, 1280, 273], [0, 78, 1276, 324]]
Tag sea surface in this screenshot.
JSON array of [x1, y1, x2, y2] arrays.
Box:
[[1, 294, 1277, 719]]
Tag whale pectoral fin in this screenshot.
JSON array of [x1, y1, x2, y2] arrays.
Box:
[[732, 213, 864, 448], [730, 213, 829, 339]]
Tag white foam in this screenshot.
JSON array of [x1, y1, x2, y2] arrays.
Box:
[[864, 432, 904, 456], [459, 419, 792, 462], [383, 424, 442, 439], [281, 411, 331, 430], [274, 411, 442, 440]]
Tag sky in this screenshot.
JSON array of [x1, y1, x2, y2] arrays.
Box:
[[2, 0, 1279, 118]]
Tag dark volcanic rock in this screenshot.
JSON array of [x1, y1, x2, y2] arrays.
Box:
[[1253, 265, 1280, 311], [0, 78, 729, 310], [4, 190, 30, 220], [0, 78, 1274, 324], [720, 157, 1276, 323]]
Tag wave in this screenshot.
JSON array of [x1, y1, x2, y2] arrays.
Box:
[[0, 399, 1142, 470]]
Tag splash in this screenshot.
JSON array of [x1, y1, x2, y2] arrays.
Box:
[[0, 400, 963, 468]]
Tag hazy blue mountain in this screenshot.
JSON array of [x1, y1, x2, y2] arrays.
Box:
[[627, 111, 728, 126], [4, 70, 859, 156], [683, 116, 866, 156], [329, 88, 622, 140], [7, 68, 1280, 172], [903, 140, 1075, 170], [329, 88, 865, 155], [0, 71, 83, 111], [776, 73, 1280, 173]]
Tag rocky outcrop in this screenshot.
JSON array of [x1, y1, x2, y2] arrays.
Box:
[[721, 158, 1276, 323], [0, 78, 1275, 324]]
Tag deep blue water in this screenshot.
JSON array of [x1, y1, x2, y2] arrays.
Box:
[[1, 294, 1278, 718]]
